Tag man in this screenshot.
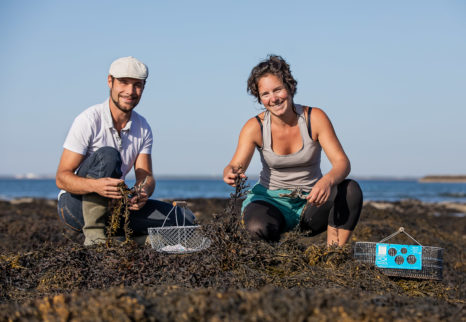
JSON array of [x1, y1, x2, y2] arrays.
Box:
[[56, 56, 193, 246]]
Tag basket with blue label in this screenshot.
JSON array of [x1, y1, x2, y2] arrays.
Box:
[[353, 227, 444, 280]]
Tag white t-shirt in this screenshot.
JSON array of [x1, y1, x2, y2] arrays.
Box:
[[63, 99, 153, 179]]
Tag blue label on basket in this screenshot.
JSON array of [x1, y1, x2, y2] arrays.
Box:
[[375, 243, 422, 270]]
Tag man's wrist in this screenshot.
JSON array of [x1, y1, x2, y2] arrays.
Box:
[[86, 178, 98, 194]]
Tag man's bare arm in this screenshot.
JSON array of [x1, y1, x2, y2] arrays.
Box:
[[133, 153, 155, 196], [127, 153, 155, 211], [56, 149, 122, 198]]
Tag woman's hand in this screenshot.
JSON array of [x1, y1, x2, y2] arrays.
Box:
[[223, 165, 247, 187], [306, 177, 333, 207]]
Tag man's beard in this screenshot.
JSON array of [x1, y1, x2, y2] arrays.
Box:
[[110, 91, 138, 113]]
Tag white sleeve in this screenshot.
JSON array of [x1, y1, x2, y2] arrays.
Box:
[[140, 125, 153, 155], [63, 113, 93, 155]]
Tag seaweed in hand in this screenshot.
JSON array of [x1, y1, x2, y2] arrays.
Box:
[[226, 165, 249, 216], [106, 177, 149, 246], [106, 182, 132, 246]]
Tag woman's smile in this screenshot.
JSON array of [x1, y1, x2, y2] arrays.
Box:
[[258, 74, 292, 116]]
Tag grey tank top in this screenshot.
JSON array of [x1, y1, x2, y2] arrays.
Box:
[[258, 104, 322, 191]]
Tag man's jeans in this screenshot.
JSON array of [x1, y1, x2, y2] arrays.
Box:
[[57, 147, 194, 236]]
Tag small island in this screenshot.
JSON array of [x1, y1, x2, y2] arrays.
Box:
[[419, 175, 466, 183]]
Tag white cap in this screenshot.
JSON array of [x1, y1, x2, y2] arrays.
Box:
[[109, 56, 148, 80]]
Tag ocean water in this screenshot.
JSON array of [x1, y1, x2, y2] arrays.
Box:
[[0, 178, 465, 203]]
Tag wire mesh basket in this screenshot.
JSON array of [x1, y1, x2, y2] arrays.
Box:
[[354, 227, 444, 280], [148, 201, 211, 254]]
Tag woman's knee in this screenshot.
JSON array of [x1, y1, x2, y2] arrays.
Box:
[[243, 215, 272, 240], [333, 179, 363, 230], [345, 179, 363, 201], [336, 179, 363, 205], [242, 201, 284, 242]]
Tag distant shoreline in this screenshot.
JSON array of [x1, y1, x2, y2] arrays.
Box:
[[1, 175, 466, 183], [0, 175, 420, 181], [419, 175, 466, 183]]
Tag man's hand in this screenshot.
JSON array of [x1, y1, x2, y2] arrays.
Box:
[[93, 177, 124, 199], [129, 190, 148, 211]]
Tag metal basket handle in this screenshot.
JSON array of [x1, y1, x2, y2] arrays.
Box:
[[378, 227, 422, 246], [160, 201, 190, 228]]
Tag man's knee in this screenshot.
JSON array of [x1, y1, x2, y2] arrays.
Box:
[[57, 192, 84, 232], [94, 147, 121, 166], [78, 146, 122, 179]]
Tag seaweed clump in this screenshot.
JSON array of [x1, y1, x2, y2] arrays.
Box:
[[106, 178, 149, 246], [0, 193, 465, 320], [107, 182, 133, 245], [226, 165, 249, 216]]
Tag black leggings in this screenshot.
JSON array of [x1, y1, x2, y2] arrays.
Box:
[[242, 179, 363, 242]]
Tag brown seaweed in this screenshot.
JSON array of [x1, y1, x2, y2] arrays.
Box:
[[0, 197, 465, 321]]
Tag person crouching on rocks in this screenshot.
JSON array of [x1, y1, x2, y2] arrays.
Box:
[[223, 55, 363, 246], [56, 56, 193, 246]]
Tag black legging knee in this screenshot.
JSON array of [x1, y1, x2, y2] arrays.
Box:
[[242, 200, 286, 242], [300, 179, 363, 236]]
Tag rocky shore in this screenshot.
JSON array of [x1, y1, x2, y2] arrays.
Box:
[[0, 197, 465, 321], [419, 175, 466, 183]]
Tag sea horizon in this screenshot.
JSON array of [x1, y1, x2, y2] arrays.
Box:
[[0, 174, 454, 181], [1, 177, 465, 203]]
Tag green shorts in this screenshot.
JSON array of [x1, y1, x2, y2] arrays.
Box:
[[241, 183, 309, 231]]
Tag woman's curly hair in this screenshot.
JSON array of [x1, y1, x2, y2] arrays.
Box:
[[247, 55, 298, 103]]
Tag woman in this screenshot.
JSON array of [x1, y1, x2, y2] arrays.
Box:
[[223, 55, 363, 246]]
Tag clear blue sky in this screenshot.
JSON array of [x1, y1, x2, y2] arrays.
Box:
[[1, 0, 465, 178]]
